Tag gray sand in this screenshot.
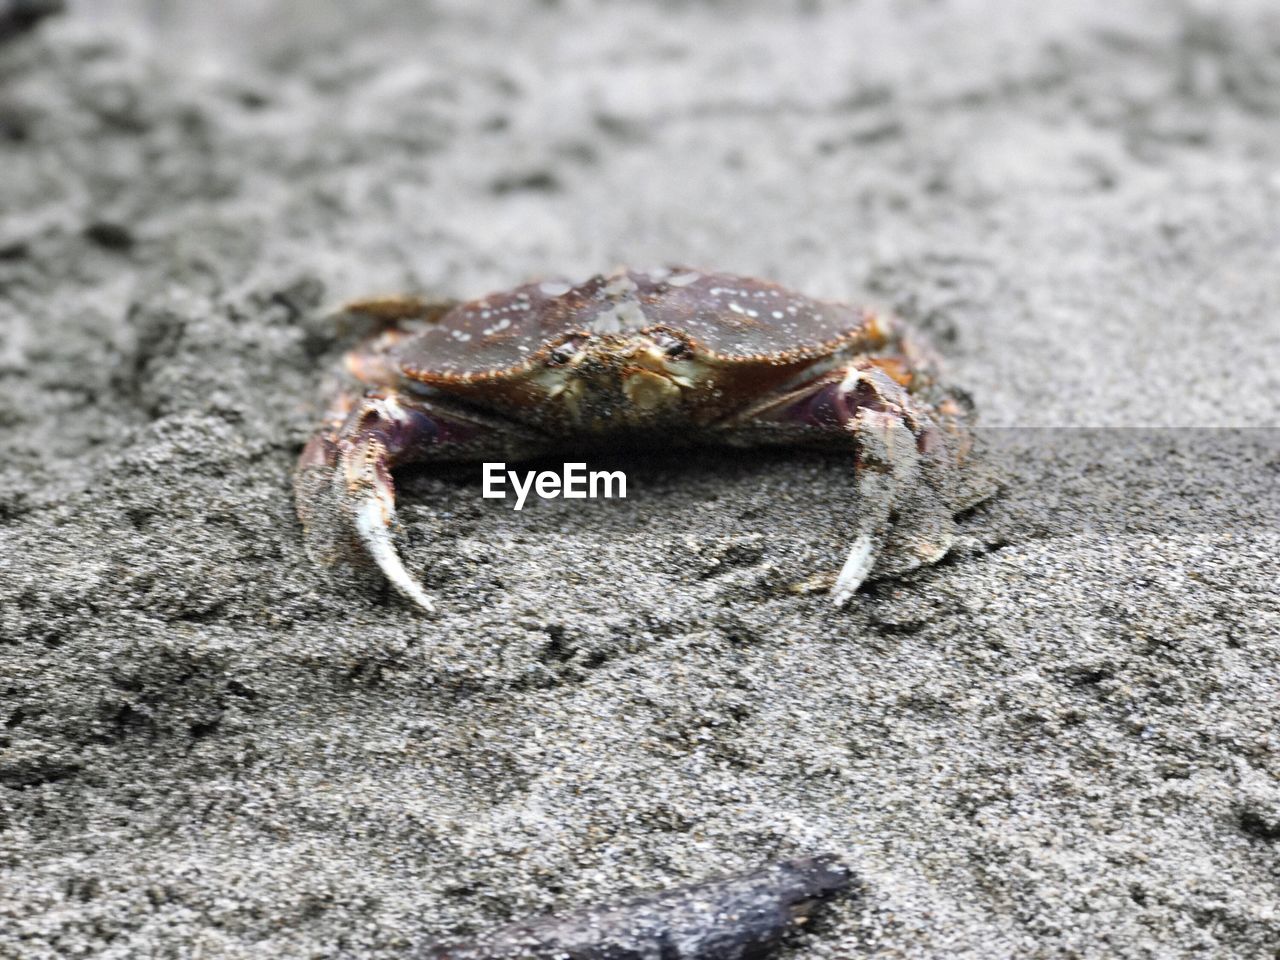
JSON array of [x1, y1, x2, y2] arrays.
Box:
[[1, 2, 1278, 957]]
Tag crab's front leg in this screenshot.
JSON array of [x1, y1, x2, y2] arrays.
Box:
[[723, 361, 967, 606], [295, 381, 543, 613]]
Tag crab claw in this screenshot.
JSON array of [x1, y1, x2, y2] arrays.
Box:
[[830, 408, 921, 605], [295, 392, 450, 614], [832, 402, 967, 605], [353, 493, 435, 613], [735, 362, 959, 607], [331, 396, 448, 614], [296, 384, 547, 613], [832, 535, 876, 607]]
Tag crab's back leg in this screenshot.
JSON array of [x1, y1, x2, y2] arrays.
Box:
[[711, 360, 971, 605], [340, 294, 460, 325]]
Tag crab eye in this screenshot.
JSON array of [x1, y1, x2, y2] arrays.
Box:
[[654, 333, 692, 360], [547, 340, 581, 365]]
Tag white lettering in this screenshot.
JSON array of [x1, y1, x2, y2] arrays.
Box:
[[562, 462, 587, 498], [509, 469, 536, 511], [481, 464, 628, 508], [482, 463, 506, 498], [591, 470, 626, 500], [535, 471, 561, 499]]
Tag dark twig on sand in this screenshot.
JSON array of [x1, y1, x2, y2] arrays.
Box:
[[418, 855, 853, 960]]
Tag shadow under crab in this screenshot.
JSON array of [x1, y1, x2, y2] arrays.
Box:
[[295, 267, 989, 613]]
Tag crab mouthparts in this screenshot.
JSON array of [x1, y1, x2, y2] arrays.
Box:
[[622, 366, 684, 411], [547, 344, 695, 417]]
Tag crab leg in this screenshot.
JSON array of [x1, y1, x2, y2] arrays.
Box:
[[723, 362, 957, 605], [830, 405, 923, 605], [295, 388, 542, 613], [343, 397, 438, 612], [340, 294, 460, 326]]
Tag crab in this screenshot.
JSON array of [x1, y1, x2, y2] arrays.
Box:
[[295, 267, 982, 612]]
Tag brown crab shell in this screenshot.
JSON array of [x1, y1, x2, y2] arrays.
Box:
[[390, 269, 909, 425], [395, 269, 892, 380]]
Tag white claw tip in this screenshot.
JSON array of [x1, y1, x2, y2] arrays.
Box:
[[832, 535, 875, 607], [354, 499, 436, 613]]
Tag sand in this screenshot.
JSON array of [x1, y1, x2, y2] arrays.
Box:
[[1, 1, 1277, 957]]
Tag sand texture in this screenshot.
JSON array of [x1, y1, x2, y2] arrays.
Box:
[[1, 2, 1278, 958]]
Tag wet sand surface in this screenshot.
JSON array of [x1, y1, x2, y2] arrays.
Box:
[[1, 2, 1278, 957]]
